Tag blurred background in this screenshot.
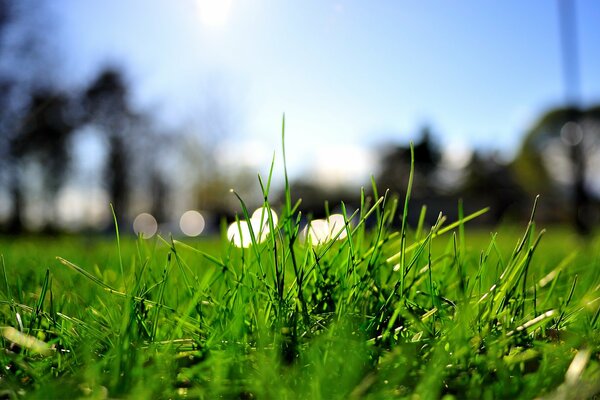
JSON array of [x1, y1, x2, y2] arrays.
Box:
[[0, 0, 599, 237]]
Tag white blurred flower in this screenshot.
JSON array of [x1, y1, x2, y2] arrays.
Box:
[[227, 220, 253, 248], [227, 207, 279, 248], [305, 219, 330, 245], [327, 214, 348, 240], [252, 206, 278, 234], [303, 214, 349, 246]]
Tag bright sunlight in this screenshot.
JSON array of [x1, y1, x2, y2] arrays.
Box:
[[195, 0, 233, 28]]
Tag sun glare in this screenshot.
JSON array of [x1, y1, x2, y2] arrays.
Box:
[[196, 0, 232, 28]]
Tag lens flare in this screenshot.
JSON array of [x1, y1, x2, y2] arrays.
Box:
[[302, 214, 349, 246], [328, 214, 348, 239], [133, 213, 158, 239], [252, 206, 278, 229], [180, 210, 206, 237], [304, 219, 331, 245], [195, 0, 232, 28], [227, 207, 279, 248], [560, 121, 583, 146], [227, 220, 253, 248]]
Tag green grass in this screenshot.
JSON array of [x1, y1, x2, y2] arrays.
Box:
[[1, 138, 600, 399]]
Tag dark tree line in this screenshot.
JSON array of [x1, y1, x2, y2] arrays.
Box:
[[83, 69, 140, 228], [6, 90, 77, 231], [0, 0, 164, 232], [515, 106, 600, 234], [287, 112, 600, 232], [0, 0, 234, 234], [2, 0, 599, 234], [1, 67, 156, 233]]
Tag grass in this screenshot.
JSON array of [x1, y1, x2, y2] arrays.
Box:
[[1, 134, 600, 399]]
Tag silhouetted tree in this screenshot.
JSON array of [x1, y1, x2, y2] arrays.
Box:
[[375, 126, 440, 198], [513, 105, 600, 233], [0, 1, 20, 231], [7, 90, 77, 230], [462, 152, 526, 222], [284, 180, 358, 220], [83, 68, 139, 225], [413, 127, 440, 176], [0, 81, 22, 232], [0, 0, 73, 232], [149, 169, 168, 223]]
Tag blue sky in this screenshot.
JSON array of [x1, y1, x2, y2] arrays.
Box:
[[52, 0, 600, 185]]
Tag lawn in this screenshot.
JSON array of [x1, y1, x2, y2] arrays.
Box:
[[1, 166, 600, 398]]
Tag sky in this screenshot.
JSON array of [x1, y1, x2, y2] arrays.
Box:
[[50, 0, 600, 186]]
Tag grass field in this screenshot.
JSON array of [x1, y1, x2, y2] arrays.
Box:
[[1, 147, 600, 399]]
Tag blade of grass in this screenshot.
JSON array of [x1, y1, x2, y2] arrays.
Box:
[[110, 203, 127, 293]]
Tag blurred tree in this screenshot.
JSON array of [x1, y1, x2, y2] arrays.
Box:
[[0, 0, 21, 231], [83, 68, 140, 226], [462, 152, 526, 222], [375, 126, 441, 198], [8, 90, 78, 231], [513, 105, 600, 233], [0, 81, 22, 232], [0, 0, 73, 232], [1, 1, 233, 232], [285, 180, 358, 220], [149, 168, 168, 223]]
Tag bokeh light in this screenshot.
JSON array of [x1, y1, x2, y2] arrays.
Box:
[[133, 213, 158, 238], [179, 210, 206, 237], [304, 219, 331, 245], [227, 220, 252, 248], [251, 206, 278, 235], [227, 207, 279, 248], [328, 214, 348, 240], [560, 121, 584, 146], [303, 214, 349, 246]]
